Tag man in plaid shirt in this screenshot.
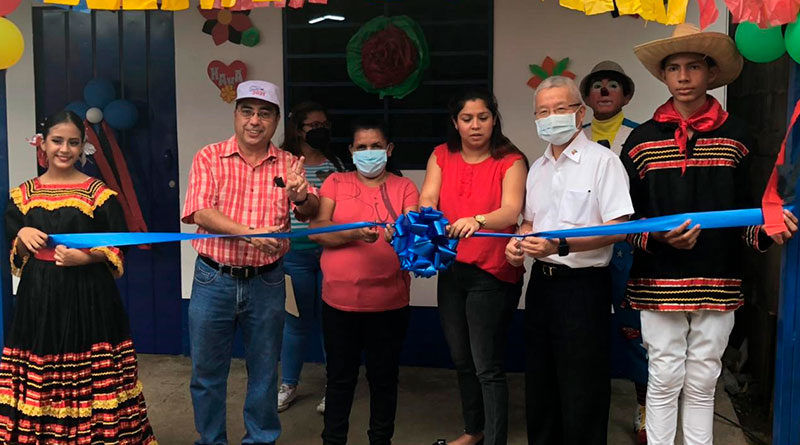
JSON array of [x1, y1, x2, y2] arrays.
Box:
[[182, 80, 319, 445]]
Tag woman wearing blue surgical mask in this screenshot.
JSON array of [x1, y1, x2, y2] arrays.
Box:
[[309, 119, 419, 445], [421, 90, 528, 445], [279, 101, 345, 414]]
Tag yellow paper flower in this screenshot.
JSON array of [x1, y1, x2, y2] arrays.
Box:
[[220, 85, 237, 103]]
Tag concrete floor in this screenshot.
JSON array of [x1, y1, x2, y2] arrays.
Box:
[[138, 354, 747, 445]]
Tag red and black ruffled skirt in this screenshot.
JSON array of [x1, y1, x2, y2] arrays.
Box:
[[0, 259, 157, 444]]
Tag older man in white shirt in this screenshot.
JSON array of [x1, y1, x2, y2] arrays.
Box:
[[506, 76, 634, 445]]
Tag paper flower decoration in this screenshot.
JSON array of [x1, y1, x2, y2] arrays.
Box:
[[527, 56, 576, 89], [347, 15, 430, 99], [199, 7, 260, 46], [220, 85, 237, 102]]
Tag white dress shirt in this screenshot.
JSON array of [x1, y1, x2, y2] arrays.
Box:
[[524, 131, 634, 268]]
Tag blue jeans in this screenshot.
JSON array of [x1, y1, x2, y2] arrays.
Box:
[[281, 248, 325, 386], [188, 257, 286, 445]]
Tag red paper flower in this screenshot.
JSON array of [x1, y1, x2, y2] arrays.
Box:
[[361, 25, 420, 89], [527, 56, 576, 89], [198, 7, 260, 47]]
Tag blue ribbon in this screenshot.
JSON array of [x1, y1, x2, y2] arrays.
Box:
[[49, 222, 384, 249], [46, 205, 795, 278], [391, 207, 458, 278], [472, 205, 795, 239]]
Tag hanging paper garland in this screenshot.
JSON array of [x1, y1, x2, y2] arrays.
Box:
[[527, 56, 576, 89], [346, 15, 430, 99], [37, 0, 326, 10], [559, 0, 689, 26], [723, 0, 800, 28]]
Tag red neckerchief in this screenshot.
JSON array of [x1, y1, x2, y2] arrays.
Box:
[[652, 96, 729, 174]]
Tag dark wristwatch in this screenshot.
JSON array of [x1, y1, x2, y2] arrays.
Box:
[[292, 195, 309, 206], [557, 238, 570, 257]]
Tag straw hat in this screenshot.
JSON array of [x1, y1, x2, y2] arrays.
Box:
[[579, 60, 635, 99], [633, 23, 743, 90]]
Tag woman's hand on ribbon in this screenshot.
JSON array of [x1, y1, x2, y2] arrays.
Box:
[[383, 224, 395, 243], [16, 227, 48, 255], [763, 209, 799, 245], [505, 238, 525, 266], [54, 245, 94, 267], [447, 217, 481, 239], [286, 156, 309, 204], [355, 226, 380, 244], [651, 219, 701, 249]]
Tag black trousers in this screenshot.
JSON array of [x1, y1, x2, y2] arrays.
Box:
[[321, 303, 410, 445], [525, 263, 611, 445], [438, 262, 523, 445]]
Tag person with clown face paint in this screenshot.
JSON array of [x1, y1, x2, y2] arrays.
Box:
[[581, 61, 638, 155], [581, 61, 649, 445]]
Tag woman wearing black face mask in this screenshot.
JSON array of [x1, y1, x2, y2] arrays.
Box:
[[279, 101, 345, 414]]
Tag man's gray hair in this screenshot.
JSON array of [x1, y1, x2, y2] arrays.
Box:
[[533, 76, 583, 109]]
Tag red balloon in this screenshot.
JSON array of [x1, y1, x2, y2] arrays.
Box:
[[0, 0, 22, 16]]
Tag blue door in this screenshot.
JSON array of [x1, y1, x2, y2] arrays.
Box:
[[31, 8, 181, 354]]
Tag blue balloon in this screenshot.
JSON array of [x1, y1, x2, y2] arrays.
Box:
[[83, 79, 116, 109], [65, 101, 90, 120], [103, 99, 138, 130]]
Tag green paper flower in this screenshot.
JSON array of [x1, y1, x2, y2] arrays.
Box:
[[241, 27, 260, 47], [347, 15, 430, 99]]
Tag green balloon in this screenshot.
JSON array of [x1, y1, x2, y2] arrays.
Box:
[[785, 21, 800, 64], [735, 22, 785, 63]]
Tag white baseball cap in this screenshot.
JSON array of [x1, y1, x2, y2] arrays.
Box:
[[235, 80, 281, 109]]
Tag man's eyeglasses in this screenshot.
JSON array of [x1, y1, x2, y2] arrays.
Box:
[[238, 108, 278, 121], [534, 103, 582, 119], [302, 121, 332, 130]]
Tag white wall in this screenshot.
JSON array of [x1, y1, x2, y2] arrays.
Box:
[[6, 4, 37, 189], [2, 0, 729, 304], [176, 4, 284, 299]]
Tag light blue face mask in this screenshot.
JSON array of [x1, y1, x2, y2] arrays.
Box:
[[352, 149, 388, 178], [535, 111, 579, 146]]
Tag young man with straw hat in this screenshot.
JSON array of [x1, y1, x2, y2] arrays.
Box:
[[621, 24, 797, 445], [581, 61, 649, 445]]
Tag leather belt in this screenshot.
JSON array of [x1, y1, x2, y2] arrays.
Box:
[[199, 255, 278, 279]]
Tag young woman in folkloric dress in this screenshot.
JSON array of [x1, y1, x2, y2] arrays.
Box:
[[0, 110, 157, 444]]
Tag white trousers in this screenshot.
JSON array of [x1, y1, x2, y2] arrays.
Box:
[[640, 310, 735, 445]]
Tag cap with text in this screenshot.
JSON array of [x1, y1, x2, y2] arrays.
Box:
[[235, 80, 281, 109]]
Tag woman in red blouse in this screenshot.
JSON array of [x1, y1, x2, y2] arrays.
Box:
[[420, 90, 528, 445]]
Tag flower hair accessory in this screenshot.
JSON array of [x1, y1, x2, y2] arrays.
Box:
[[27, 133, 47, 168], [26, 133, 43, 148], [80, 141, 96, 167]]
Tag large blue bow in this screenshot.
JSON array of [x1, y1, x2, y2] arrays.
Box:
[[391, 207, 458, 278]]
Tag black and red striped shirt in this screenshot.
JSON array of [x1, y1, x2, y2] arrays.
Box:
[[620, 113, 771, 311]]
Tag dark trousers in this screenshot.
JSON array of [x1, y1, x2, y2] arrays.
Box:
[[321, 303, 410, 445], [438, 262, 522, 445], [525, 263, 611, 445]]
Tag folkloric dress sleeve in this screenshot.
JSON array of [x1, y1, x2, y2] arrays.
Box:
[[6, 189, 28, 277], [91, 190, 128, 278]]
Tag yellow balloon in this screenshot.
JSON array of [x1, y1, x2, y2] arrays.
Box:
[[0, 17, 24, 70]]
